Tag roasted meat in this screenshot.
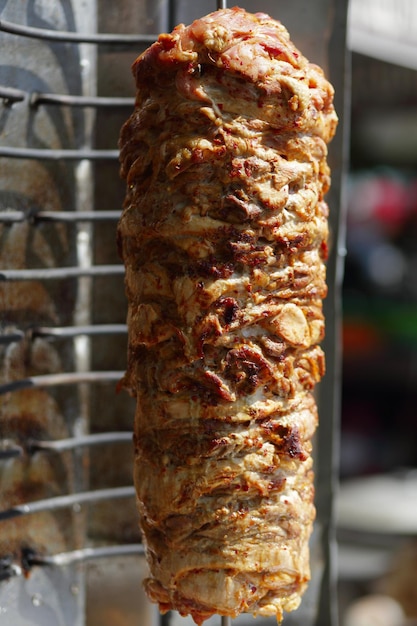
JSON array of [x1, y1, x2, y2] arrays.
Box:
[[118, 7, 337, 623]]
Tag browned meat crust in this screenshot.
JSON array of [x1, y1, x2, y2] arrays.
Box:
[[118, 7, 337, 623]]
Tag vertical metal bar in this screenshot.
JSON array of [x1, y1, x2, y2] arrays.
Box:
[[160, 611, 172, 626], [72, 14, 98, 618], [221, 617, 231, 626], [73, 12, 97, 489], [217, 0, 227, 8], [316, 1, 350, 625]]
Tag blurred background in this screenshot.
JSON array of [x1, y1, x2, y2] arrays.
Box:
[[343, 0, 417, 483], [337, 1, 417, 625]]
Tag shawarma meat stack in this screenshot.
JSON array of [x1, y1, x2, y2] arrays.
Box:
[[117, 7, 337, 624]]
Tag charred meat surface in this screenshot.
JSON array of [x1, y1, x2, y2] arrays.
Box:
[[118, 7, 337, 623]]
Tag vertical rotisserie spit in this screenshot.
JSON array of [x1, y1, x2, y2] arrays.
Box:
[[118, 7, 337, 623]]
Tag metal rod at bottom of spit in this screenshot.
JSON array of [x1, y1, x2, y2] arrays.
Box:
[[221, 617, 232, 626]]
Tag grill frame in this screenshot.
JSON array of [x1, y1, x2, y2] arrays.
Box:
[[0, 1, 349, 624]]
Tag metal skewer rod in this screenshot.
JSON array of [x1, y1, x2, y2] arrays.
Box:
[[221, 617, 231, 626]]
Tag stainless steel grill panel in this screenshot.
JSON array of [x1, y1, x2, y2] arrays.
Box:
[[0, 1, 348, 624]]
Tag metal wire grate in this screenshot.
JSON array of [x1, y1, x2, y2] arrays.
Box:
[[0, 1, 348, 625], [0, 1, 160, 624]]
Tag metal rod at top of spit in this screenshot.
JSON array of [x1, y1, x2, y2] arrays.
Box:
[[217, 0, 227, 8]]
